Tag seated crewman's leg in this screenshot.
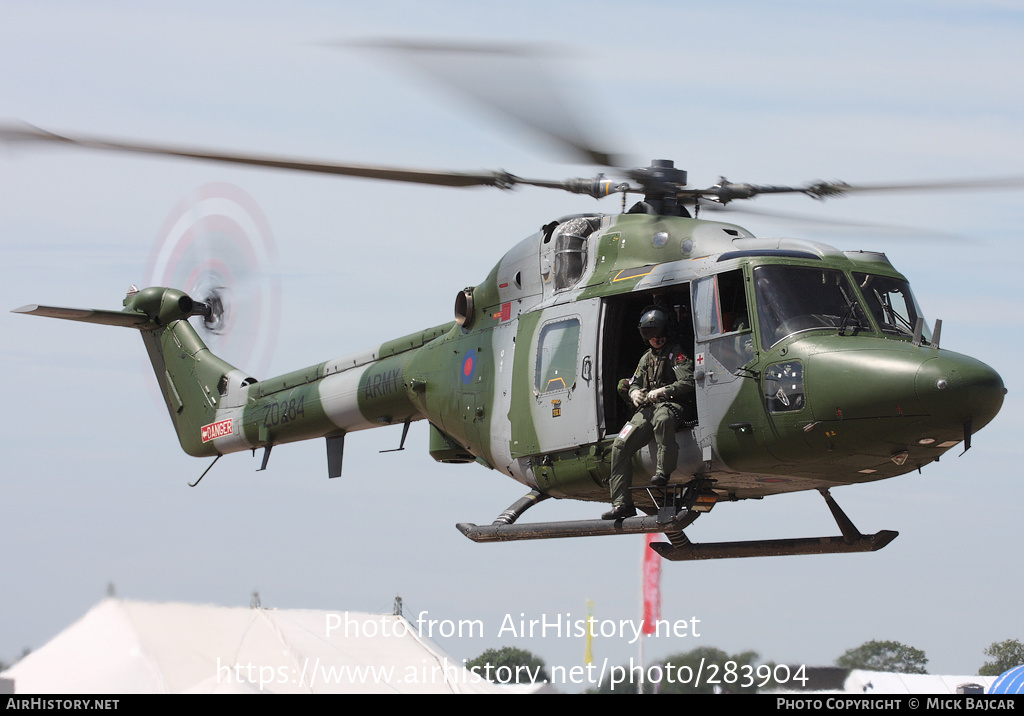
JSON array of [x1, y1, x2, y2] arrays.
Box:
[[651, 404, 680, 486], [604, 412, 653, 518]]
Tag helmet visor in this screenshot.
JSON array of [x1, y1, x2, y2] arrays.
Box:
[[639, 325, 667, 341]]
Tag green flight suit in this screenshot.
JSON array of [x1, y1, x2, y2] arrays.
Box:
[[609, 343, 695, 508]]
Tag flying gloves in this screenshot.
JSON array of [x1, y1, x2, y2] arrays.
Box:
[[646, 387, 670, 403]]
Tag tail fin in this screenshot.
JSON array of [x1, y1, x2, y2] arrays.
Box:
[[14, 287, 245, 457]]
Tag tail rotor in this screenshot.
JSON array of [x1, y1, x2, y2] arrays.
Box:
[[146, 182, 280, 379]]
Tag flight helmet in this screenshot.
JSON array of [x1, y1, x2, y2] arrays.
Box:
[[638, 307, 670, 342]]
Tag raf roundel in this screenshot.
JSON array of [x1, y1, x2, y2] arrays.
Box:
[[461, 349, 477, 385]]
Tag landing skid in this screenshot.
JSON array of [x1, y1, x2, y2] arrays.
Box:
[[652, 489, 897, 561], [650, 529, 898, 561], [457, 511, 695, 542], [457, 486, 699, 543], [457, 486, 898, 562]]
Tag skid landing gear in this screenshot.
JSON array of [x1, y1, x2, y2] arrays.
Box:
[[456, 483, 709, 543], [651, 488, 898, 561], [457, 486, 898, 561]]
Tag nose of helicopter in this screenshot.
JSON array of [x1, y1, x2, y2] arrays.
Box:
[[915, 351, 1005, 433], [805, 344, 1005, 445]]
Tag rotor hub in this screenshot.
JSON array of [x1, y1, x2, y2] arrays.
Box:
[[200, 288, 228, 335], [627, 159, 691, 216]]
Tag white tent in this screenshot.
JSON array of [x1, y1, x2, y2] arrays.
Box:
[[844, 670, 995, 695], [1, 598, 507, 693]]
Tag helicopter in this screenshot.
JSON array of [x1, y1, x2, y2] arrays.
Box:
[[2, 48, 1009, 563]]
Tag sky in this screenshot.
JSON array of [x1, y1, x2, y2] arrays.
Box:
[[1, 0, 1023, 691]]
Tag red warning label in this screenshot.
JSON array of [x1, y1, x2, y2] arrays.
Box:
[[201, 418, 233, 443]]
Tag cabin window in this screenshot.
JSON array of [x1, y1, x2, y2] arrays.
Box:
[[753, 265, 871, 348], [552, 217, 598, 291], [764, 361, 805, 413], [853, 273, 930, 340], [535, 318, 581, 394]]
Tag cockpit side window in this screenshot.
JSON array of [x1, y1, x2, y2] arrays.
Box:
[[693, 270, 750, 340], [693, 269, 755, 371]]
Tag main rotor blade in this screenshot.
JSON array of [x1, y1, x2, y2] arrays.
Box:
[[698, 201, 964, 241], [813, 176, 1024, 195], [0, 123, 640, 199], [682, 175, 1024, 203], [0, 123, 514, 188], [342, 39, 626, 168]]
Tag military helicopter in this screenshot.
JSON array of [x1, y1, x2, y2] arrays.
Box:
[[3, 48, 1009, 563]]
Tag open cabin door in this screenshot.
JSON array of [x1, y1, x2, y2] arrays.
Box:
[[598, 285, 696, 437], [508, 298, 602, 457]]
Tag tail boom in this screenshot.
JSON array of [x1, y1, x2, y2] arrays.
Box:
[[14, 287, 455, 470]]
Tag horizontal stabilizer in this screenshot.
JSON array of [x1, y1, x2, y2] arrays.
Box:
[[650, 529, 898, 561], [12, 304, 153, 329]]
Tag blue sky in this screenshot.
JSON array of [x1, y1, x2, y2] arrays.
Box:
[[1, 0, 1022, 688]]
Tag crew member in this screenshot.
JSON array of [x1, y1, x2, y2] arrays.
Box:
[[603, 307, 695, 520]]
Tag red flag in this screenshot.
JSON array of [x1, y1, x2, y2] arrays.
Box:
[[642, 534, 661, 635]]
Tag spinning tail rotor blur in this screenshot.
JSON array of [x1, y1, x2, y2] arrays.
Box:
[[146, 182, 281, 380]]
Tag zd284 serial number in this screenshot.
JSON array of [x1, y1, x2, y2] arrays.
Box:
[[261, 395, 306, 427]]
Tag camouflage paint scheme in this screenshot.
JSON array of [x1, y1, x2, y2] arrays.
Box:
[[18, 212, 1005, 517]]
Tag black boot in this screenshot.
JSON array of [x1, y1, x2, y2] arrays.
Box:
[[651, 473, 669, 487], [601, 504, 637, 520]]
